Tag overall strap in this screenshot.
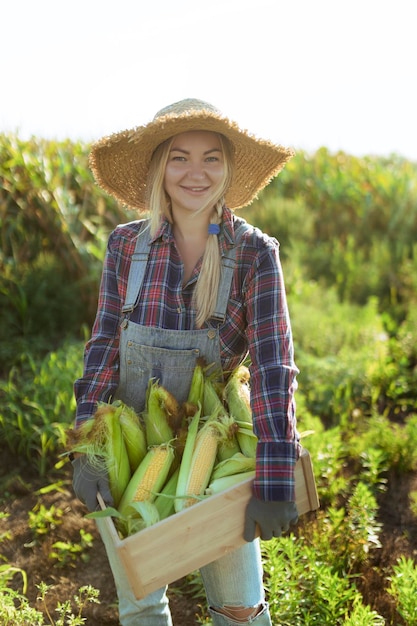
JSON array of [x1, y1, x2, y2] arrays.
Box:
[[122, 221, 151, 315], [121, 219, 250, 322], [210, 219, 250, 322]]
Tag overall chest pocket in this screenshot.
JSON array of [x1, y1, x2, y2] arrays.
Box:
[[118, 341, 201, 412]]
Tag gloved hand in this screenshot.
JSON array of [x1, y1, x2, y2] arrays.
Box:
[[71, 455, 114, 512], [244, 497, 299, 542]]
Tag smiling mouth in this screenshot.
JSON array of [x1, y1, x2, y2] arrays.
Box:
[[182, 186, 209, 192]]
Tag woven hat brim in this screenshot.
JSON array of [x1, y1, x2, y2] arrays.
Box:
[[89, 109, 294, 211]]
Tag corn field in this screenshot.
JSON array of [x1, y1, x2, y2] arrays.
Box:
[[1, 133, 417, 624]]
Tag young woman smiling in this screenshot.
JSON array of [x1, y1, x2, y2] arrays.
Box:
[[72, 98, 300, 625]]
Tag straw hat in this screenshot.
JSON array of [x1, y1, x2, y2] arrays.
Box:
[[89, 98, 294, 211]]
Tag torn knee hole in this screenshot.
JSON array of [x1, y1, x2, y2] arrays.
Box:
[[212, 602, 264, 622]]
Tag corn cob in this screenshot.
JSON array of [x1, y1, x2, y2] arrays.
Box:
[[211, 452, 255, 480], [216, 415, 241, 461], [187, 358, 206, 407], [144, 380, 177, 445], [223, 365, 252, 425], [68, 402, 131, 508], [175, 407, 201, 513], [175, 413, 229, 512], [203, 377, 227, 418], [236, 423, 258, 458], [205, 470, 255, 496], [118, 443, 175, 518], [116, 401, 147, 472]]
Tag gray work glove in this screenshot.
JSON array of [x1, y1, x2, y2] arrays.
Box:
[[71, 455, 114, 512], [244, 497, 299, 542]]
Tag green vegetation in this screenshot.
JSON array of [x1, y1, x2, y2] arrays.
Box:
[[1, 133, 417, 623]]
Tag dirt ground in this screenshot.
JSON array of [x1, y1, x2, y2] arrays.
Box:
[[0, 452, 205, 625], [1, 449, 416, 625]]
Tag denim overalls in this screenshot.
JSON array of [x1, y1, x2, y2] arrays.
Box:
[[111, 222, 272, 626]]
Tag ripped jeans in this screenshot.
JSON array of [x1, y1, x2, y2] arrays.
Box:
[[115, 540, 272, 625]]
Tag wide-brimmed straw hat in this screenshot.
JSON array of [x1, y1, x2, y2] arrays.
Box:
[[89, 98, 294, 211]]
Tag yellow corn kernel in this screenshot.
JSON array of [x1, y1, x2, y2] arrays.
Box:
[[176, 422, 219, 512], [118, 444, 174, 518]]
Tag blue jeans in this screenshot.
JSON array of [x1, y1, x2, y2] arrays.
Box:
[[116, 540, 271, 625]]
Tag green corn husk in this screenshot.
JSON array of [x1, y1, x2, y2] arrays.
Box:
[[236, 423, 258, 458], [216, 415, 241, 461], [154, 467, 180, 521], [116, 401, 147, 473], [144, 380, 177, 445], [187, 359, 206, 407], [203, 377, 227, 418], [68, 402, 131, 508], [223, 365, 252, 425], [211, 452, 256, 480], [206, 470, 255, 496], [175, 406, 201, 513]]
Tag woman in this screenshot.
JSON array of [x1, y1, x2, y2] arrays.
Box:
[[72, 98, 300, 626]]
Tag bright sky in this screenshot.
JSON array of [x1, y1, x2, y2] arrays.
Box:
[[2, 0, 416, 160]]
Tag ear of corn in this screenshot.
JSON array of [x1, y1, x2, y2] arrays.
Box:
[[236, 425, 258, 458], [187, 358, 206, 407], [104, 405, 132, 507], [223, 365, 252, 425], [175, 406, 201, 513], [211, 452, 256, 480], [117, 402, 147, 472], [176, 414, 228, 512], [118, 443, 175, 518], [68, 402, 131, 508], [205, 470, 255, 496], [216, 415, 241, 461], [203, 377, 227, 418], [144, 380, 177, 445]]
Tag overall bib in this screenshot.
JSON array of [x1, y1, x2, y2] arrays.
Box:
[[111, 223, 272, 626]]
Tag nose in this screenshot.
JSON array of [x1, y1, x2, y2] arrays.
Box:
[[187, 161, 206, 180]]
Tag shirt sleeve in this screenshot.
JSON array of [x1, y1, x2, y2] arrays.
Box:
[[73, 232, 124, 427], [244, 237, 299, 502]]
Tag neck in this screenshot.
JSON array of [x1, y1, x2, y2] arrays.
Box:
[[171, 211, 212, 242]]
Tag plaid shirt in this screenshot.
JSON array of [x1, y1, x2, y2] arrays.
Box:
[[74, 207, 299, 501]]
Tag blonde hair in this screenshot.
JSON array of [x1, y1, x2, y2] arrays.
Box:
[[146, 133, 234, 327]]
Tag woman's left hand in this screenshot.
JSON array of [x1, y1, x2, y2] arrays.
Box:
[[243, 497, 298, 542]]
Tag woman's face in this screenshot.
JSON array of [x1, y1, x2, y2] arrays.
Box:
[[164, 131, 225, 215]]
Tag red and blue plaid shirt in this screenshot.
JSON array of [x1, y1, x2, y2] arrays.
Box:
[[74, 207, 299, 501]]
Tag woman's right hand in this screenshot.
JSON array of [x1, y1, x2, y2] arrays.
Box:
[[71, 455, 114, 512]]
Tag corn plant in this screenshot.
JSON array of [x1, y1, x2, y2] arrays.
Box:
[[0, 340, 83, 476]]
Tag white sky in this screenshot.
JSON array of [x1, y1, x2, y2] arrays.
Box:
[[1, 0, 416, 160]]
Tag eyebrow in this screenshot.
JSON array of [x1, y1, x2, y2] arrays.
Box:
[[169, 147, 222, 155]]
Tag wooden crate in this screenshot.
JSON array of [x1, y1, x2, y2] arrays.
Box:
[[96, 447, 319, 600]]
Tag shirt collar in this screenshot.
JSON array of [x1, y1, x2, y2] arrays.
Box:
[[149, 206, 237, 248]]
